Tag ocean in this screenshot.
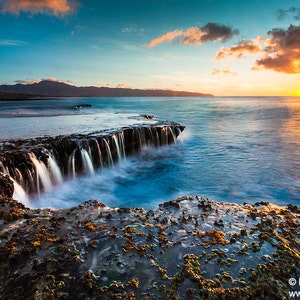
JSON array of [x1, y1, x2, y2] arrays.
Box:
[[0, 96, 299, 209]]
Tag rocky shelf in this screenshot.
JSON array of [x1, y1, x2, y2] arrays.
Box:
[[0, 174, 299, 299], [0, 121, 184, 197]]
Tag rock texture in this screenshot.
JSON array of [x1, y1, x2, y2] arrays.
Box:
[[0, 180, 299, 299]]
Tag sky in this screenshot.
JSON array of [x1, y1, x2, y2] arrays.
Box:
[[0, 0, 300, 96]]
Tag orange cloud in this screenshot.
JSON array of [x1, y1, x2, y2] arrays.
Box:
[[254, 25, 300, 74], [184, 23, 239, 44], [1, 0, 75, 16], [147, 23, 238, 47], [215, 24, 300, 74], [95, 81, 110, 87], [116, 83, 131, 88], [42, 77, 73, 83], [210, 67, 238, 76], [147, 30, 183, 48], [181, 27, 205, 44], [215, 38, 263, 59], [15, 77, 73, 84]]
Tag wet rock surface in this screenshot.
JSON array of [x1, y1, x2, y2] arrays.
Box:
[[0, 174, 14, 198], [0, 183, 299, 299]]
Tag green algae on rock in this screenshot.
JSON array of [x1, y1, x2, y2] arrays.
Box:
[[0, 177, 299, 299]]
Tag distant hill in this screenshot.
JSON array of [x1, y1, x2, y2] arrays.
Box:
[[0, 91, 42, 100], [0, 80, 213, 98]]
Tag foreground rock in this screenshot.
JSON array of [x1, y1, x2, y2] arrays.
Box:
[[0, 176, 299, 299]]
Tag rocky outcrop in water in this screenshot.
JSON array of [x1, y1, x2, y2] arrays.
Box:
[[0, 121, 184, 197]]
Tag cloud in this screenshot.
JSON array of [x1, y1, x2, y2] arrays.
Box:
[[95, 81, 110, 87], [0, 0, 76, 16], [121, 25, 145, 35], [14, 77, 73, 84], [215, 25, 300, 74], [42, 77, 73, 83], [254, 25, 300, 74], [183, 23, 239, 44], [0, 39, 27, 46], [210, 67, 238, 76], [277, 7, 300, 21], [215, 38, 263, 59], [15, 79, 40, 85], [90, 45, 103, 51], [116, 83, 131, 88], [147, 30, 183, 48], [147, 22, 238, 48]]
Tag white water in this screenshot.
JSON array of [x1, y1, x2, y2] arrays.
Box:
[[68, 149, 77, 178], [93, 139, 103, 168], [80, 149, 95, 175], [103, 138, 114, 166], [48, 154, 63, 184], [29, 153, 53, 195], [0, 162, 30, 206], [112, 133, 126, 161], [13, 180, 30, 207]]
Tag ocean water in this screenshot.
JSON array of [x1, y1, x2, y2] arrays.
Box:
[[0, 96, 300, 209]]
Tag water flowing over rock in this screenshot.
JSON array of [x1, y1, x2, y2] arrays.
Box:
[[0, 121, 184, 198]]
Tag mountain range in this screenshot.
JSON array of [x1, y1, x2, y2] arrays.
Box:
[[0, 80, 213, 99]]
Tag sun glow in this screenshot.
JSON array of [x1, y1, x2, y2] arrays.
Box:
[[291, 89, 300, 96]]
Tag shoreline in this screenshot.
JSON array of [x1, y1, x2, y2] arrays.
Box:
[[0, 174, 299, 299]]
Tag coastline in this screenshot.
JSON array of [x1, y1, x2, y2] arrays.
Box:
[[0, 81, 214, 100], [0, 174, 299, 299]]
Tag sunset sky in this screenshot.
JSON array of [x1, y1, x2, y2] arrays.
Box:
[[0, 0, 300, 96]]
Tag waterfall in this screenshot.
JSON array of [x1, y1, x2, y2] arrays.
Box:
[[68, 149, 77, 178], [136, 127, 146, 148], [48, 153, 63, 184], [118, 132, 126, 160], [13, 179, 30, 207], [168, 127, 177, 143], [112, 133, 126, 161], [150, 127, 160, 147], [29, 153, 53, 195], [93, 138, 103, 168], [103, 138, 114, 166], [80, 148, 95, 175], [112, 134, 121, 161], [0, 162, 29, 205], [0, 122, 185, 201], [160, 127, 169, 145]]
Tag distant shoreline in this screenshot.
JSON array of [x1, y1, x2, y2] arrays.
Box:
[[0, 93, 213, 101], [0, 80, 213, 100], [0, 92, 45, 101]]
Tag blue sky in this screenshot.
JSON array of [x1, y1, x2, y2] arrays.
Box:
[[0, 0, 300, 95]]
